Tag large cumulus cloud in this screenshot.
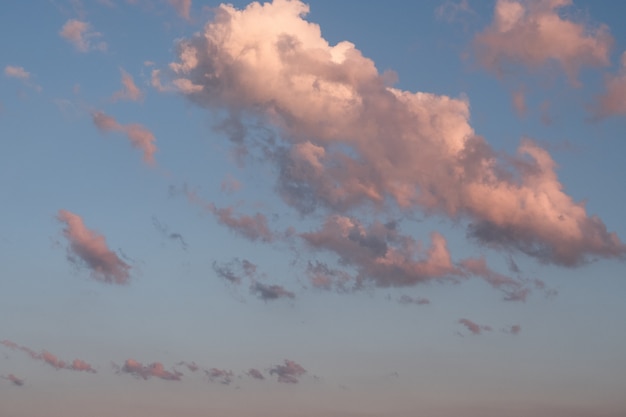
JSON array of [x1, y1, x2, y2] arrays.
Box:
[[159, 0, 623, 267]]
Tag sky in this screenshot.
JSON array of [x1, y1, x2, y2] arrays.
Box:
[[1, 0, 626, 416]]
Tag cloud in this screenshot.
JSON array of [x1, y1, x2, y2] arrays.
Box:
[[4, 65, 30, 80], [92, 111, 157, 164], [112, 68, 142, 102], [473, 0, 612, 83], [251, 282, 295, 301], [458, 318, 492, 335], [168, 0, 191, 20], [593, 52, 626, 119], [177, 361, 199, 372], [503, 324, 522, 334], [435, 0, 474, 23], [212, 258, 257, 284], [458, 257, 529, 301], [57, 209, 131, 285], [269, 359, 306, 383], [302, 216, 461, 288], [220, 175, 242, 193], [397, 295, 430, 305], [59, 19, 107, 52], [161, 0, 624, 266], [183, 187, 275, 242], [152, 217, 188, 250], [116, 359, 182, 381], [305, 261, 353, 292], [3, 374, 24, 386], [205, 368, 234, 385], [1, 340, 96, 373], [247, 368, 265, 380]]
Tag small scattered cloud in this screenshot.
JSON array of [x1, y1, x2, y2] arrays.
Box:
[[212, 258, 257, 285], [512, 88, 526, 116], [112, 68, 142, 102], [247, 368, 265, 380], [397, 295, 430, 305], [57, 209, 131, 285], [115, 359, 182, 381], [503, 324, 522, 334], [269, 360, 306, 384], [1, 340, 96, 373], [435, 0, 474, 23], [59, 19, 107, 53], [92, 110, 157, 165], [152, 216, 187, 250], [458, 318, 492, 335], [205, 368, 234, 385], [4, 65, 30, 80], [3, 374, 24, 386], [251, 282, 295, 302], [220, 175, 241, 193]]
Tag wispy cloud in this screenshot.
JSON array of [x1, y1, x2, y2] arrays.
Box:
[[251, 282, 295, 301], [57, 209, 131, 285], [2, 373, 24, 386], [152, 216, 188, 250], [4, 65, 30, 80], [59, 19, 107, 53], [397, 295, 430, 305], [1, 340, 96, 373], [92, 110, 157, 165], [247, 368, 265, 380], [168, 0, 192, 20], [205, 368, 234, 385], [458, 318, 492, 335]]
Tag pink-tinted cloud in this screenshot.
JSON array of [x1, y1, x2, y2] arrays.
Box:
[[458, 318, 493, 335], [593, 52, 626, 119], [168, 0, 191, 20], [182, 186, 275, 242], [269, 360, 306, 384], [3, 374, 24, 386], [57, 209, 131, 285], [112, 68, 142, 102], [91, 111, 157, 164], [302, 216, 461, 288], [247, 368, 265, 380], [59, 19, 107, 52], [459, 257, 529, 302], [305, 261, 353, 292], [1, 340, 96, 373], [162, 0, 624, 266], [473, 0, 612, 83], [220, 175, 242, 193], [117, 359, 182, 381], [4, 65, 30, 80]]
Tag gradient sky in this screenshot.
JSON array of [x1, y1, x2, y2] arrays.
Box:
[[1, 1, 626, 416]]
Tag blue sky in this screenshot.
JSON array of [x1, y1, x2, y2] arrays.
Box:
[[1, 1, 625, 416]]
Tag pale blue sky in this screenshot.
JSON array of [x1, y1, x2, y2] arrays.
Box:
[[1, 1, 625, 416]]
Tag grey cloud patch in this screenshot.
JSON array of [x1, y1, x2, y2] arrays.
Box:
[[152, 216, 188, 250], [251, 282, 295, 301], [269, 360, 306, 384]]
